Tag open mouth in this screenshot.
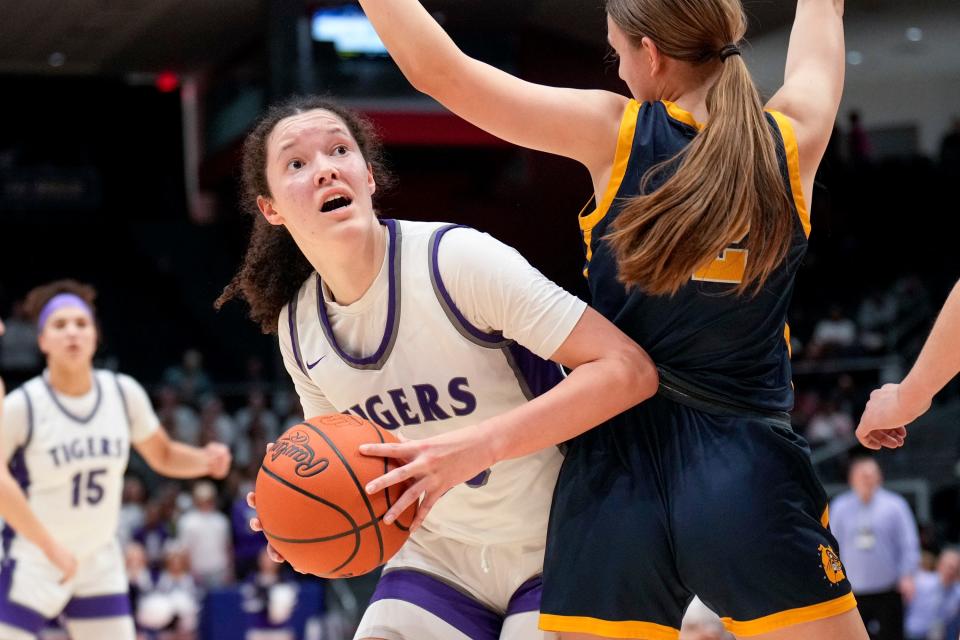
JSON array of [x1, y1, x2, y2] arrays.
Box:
[[320, 195, 352, 213]]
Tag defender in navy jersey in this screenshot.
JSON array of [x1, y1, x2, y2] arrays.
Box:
[[355, 0, 873, 638], [218, 97, 657, 640], [0, 281, 231, 640]]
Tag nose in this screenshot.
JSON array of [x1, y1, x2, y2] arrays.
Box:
[[313, 161, 339, 187]]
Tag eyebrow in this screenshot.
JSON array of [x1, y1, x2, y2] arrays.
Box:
[[277, 126, 350, 154]]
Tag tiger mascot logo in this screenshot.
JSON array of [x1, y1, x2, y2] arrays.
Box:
[[819, 544, 846, 584]]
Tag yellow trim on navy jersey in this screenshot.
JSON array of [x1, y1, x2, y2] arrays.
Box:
[[720, 592, 857, 637], [767, 110, 811, 238], [540, 613, 680, 640], [579, 99, 641, 275], [821, 505, 830, 529], [662, 100, 705, 131], [784, 323, 792, 358]]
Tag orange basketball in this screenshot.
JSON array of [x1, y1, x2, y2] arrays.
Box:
[[254, 414, 416, 578]]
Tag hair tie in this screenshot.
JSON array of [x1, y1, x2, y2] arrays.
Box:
[[719, 44, 741, 61]]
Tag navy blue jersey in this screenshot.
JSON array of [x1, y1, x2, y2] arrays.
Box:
[[580, 100, 810, 413]]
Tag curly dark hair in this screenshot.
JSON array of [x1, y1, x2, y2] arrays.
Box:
[[23, 279, 98, 324], [216, 96, 394, 334]]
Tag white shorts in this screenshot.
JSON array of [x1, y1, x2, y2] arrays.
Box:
[[0, 540, 134, 640], [354, 528, 557, 640]]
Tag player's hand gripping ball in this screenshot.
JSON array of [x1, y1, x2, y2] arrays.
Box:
[[254, 414, 417, 577]]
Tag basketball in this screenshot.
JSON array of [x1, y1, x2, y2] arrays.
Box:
[[254, 414, 417, 578]]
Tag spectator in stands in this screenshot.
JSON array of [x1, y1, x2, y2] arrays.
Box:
[[233, 389, 280, 464], [240, 548, 299, 640], [162, 348, 213, 405], [857, 279, 960, 450], [806, 398, 854, 446], [136, 541, 200, 640], [831, 457, 921, 640], [809, 305, 858, 358], [119, 475, 148, 546], [858, 290, 898, 354], [230, 469, 266, 581], [0, 299, 41, 387], [904, 548, 960, 640], [197, 395, 235, 447], [156, 384, 201, 446], [176, 481, 233, 589], [135, 498, 175, 571], [125, 541, 157, 632]]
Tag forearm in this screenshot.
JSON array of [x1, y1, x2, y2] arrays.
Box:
[[356, 0, 463, 93], [478, 351, 657, 465], [0, 472, 60, 555], [899, 281, 960, 413], [148, 441, 213, 478]]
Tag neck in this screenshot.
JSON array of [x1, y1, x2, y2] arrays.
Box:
[[307, 219, 387, 306], [663, 64, 723, 124], [47, 364, 94, 396]]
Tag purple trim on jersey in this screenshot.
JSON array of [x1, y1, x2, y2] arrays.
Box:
[[316, 219, 402, 370], [505, 343, 565, 401], [42, 372, 102, 424], [0, 560, 49, 634], [506, 575, 543, 616], [22, 389, 34, 449], [3, 448, 32, 558], [112, 373, 132, 430], [63, 593, 131, 619], [287, 296, 308, 376], [428, 224, 512, 348], [370, 569, 501, 639]]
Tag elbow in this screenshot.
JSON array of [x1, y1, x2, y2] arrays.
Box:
[[615, 343, 659, 407]]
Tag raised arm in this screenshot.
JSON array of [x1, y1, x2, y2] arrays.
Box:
[[356, 0, 626, 174], [766, 0, 845, 196]]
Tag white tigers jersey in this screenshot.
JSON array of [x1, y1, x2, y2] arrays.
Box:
[[1, 371, 159, 561], [279, 219, 586, 547]]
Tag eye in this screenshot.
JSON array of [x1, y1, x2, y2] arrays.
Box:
[[333, 144, 349, 156], [287, 159, 304, 170]]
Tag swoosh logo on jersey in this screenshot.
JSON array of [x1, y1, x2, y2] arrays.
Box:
[[307, 354, 327, 370]]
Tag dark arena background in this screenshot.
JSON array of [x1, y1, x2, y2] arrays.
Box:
[[1, 1, 959, 639]]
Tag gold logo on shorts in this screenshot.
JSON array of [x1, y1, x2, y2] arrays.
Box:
[[819, 544, 845, 584]]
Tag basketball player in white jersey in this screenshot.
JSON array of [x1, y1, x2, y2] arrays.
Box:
[[0, 280, 232, 640], [217, 96, 658, 640]]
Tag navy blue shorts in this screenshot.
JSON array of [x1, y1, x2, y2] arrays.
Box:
[[539, 391, 856, 639]]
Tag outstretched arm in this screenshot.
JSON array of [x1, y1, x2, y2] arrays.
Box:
[[766, 0, 845, 198], [356, 0, 626, 175], [135, 427, 231, 479], [857, 280, 960, 448]]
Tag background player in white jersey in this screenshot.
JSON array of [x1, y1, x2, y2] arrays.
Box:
[[1, 319, 79, 589], [216, 96, 659, 640], [0, 280, 232, 640]]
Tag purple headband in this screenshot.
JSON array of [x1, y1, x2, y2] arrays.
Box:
[[38, 293, 93, 331]]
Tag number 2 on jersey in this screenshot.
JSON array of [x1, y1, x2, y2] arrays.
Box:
[[71, 468, 107, 506]]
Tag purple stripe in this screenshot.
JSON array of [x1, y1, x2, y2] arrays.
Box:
[[3, 448, 31, 557], [63, 593, 131, 619], [0, 560, 49, 633], [42, 374, 102, 424], [371, 569, 501, 639], [429, 225, 511, 346], [505, 344, 565, 399], [506, 575, 543, 616], [318, 219, 401, 368], [288, 296, 308, 376]]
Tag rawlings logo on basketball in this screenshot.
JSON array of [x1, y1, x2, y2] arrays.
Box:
[[271, 430, 329, 477], [819, 544, 846, 584]]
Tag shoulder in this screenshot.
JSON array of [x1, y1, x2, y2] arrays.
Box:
[[277, 272, 318, 334], [112, 372, 148, 397]]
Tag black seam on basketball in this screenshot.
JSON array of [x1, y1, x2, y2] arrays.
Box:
[[259, 464, 362, 573], [263, 507, 394, 543], [302, 420, 386, 566]]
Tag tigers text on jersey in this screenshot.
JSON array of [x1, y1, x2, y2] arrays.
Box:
[[280, 219, 586, 547], [1, 371, 158, 561]]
